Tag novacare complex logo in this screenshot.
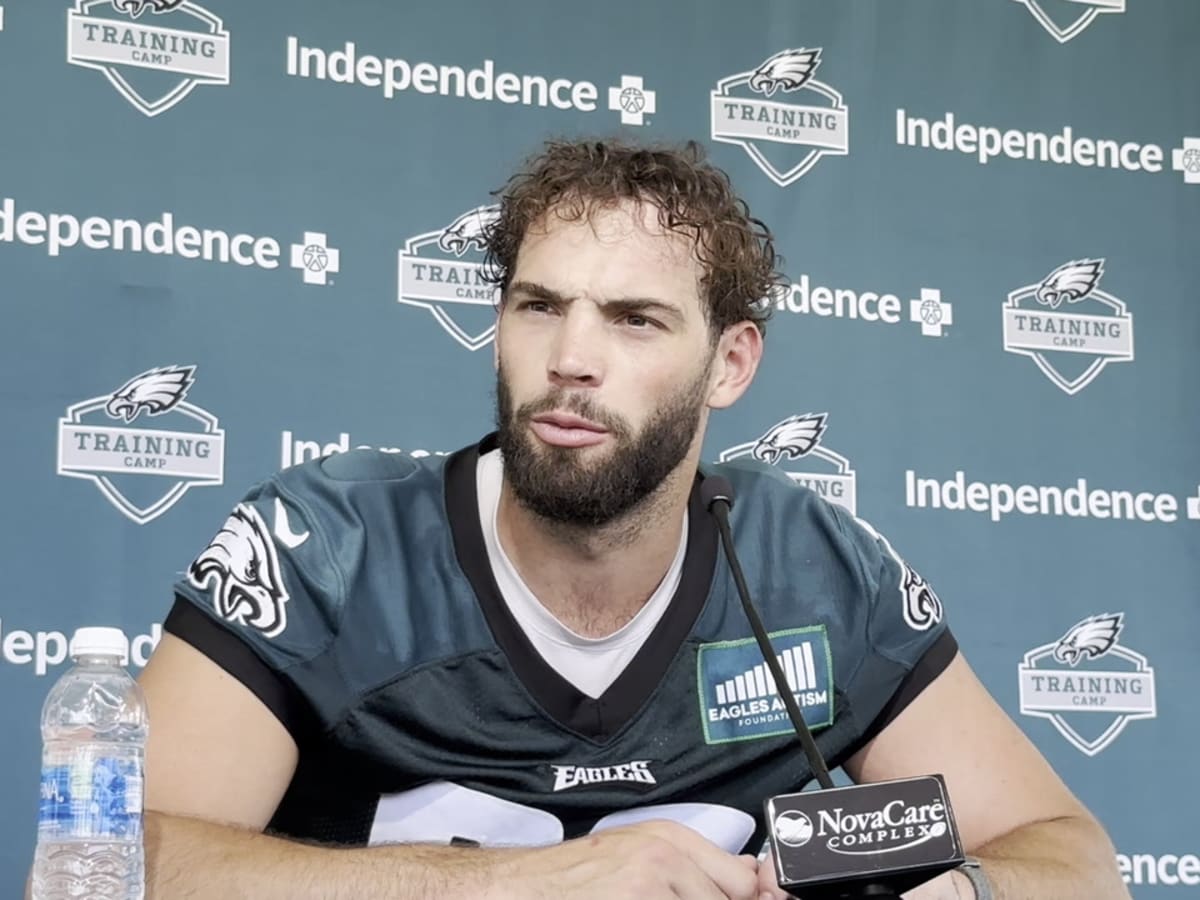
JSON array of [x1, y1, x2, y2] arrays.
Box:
[[1012, 0, 1124, 44], [719, 414, 856, 514], [67, 0, 230, 117], [775, 801, 948, 855], [711, 48, 849, 186], [57, 365, 225, 523], [698, 626, 833, 744], [398, 205, 500, 351], [1003, 259, 1133, 394], [1018, 613, 1156, 756]]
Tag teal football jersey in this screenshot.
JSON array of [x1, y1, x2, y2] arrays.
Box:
[[167, 434, 956, 853]]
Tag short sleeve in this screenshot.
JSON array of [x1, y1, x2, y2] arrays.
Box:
[[828, 508, 959, 758], [166, 474, 346, 741]]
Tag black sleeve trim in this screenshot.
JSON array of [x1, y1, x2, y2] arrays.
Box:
[[831, 628, 959, 769], [164, 596, 318, 743]]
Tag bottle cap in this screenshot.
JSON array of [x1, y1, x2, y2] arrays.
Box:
[[69, 627, 130, 663]]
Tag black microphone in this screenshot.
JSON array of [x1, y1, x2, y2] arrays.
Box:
[[701, 475, 965, 900]]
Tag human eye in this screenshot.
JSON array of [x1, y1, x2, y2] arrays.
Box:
[[518, 298, 554, 315], [621, 312, 660, 330]]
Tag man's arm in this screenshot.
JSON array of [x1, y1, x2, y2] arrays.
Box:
[[129, 634, 759, 900], [758, 651, 1127, 900], [846, 651, 1126, 899]]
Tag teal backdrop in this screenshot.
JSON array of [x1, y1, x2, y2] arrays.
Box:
[[1, 0, 1197, 895]]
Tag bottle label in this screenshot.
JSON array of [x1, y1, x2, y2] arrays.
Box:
[[39, 756, 143, 840]]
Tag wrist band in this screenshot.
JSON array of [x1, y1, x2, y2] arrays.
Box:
[[958, 856, 993, 900]]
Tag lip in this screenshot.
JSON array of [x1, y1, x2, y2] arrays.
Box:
[[531, 412, 608, 433], [529, 413, 610, 448]]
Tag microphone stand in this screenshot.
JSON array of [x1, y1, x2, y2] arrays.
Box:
[[707, 489, 906, 900]]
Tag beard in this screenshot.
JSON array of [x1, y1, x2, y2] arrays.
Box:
[[495, 360, 712, 528]]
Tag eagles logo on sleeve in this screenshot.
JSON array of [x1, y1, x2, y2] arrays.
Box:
[[748, 48, 821, 98], [853, 517, 944, 632], [1052, 613, 1123, 666], [897, 559, 943, 633], [105, 365, 196, 423], [1034, 259, 1104, 309], [437, 205, 501, 257], [187, 503, 290, 638]]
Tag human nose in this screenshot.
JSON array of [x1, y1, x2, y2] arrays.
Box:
[[547, 305, 604, 388]]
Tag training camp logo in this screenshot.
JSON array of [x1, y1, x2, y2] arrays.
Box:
[[1011, 0, 1124, 44], [1003, 259, 1134, 395], [187, 501, 300, 637], [57, 365, 225, 523], [67, 0, 230, 117], [398, 205, 500, 351], [711, 48, 849, 186], [1018, 612, 1156, 756], [719, 414, 857, 514], [698, 626, 834, 744]]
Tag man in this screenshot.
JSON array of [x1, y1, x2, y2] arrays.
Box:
[[131, 139, 1126, 899]]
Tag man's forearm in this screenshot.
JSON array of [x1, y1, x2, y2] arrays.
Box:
[[906, 814, 1129, 900], [972, 814, 1128, 900], [143, 810, 504, 900]]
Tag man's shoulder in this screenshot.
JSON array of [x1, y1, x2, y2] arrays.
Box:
[[704, 456, 884, 596], [707, 455, 849, 529]]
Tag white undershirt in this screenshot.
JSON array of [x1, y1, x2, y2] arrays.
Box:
[[476, 449, 687, 698]]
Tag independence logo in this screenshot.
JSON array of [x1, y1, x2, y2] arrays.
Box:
[[711, 47, 849, 186], [67, 0, 230, 117], [719, 413, 857, 514], [1003, 259, 1134, 395], [1018, 612, 1156, 756], [285, 37, 655, 126], [397, 205, 500, 351], [698, 626, 833, 744], [57, 365, 225, 523]]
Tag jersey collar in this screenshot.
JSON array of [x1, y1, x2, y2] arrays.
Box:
[[444, 433, 718, 742]]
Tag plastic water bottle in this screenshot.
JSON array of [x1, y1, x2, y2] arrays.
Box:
[[32, 627, 147, 900]]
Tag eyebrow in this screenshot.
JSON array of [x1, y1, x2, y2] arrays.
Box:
[[507, 280, 686, 324]]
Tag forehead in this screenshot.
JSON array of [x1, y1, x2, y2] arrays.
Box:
[[512, 200, 704, 305]]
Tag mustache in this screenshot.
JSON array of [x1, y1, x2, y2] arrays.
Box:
[[515, 391, 630, 438]]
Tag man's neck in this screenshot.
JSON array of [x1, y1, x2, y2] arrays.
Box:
[[495, 465, 693, 638]]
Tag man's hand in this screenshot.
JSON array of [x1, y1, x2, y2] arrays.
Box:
[[494, 819, 760, 899], [752, 853, 967, 900]]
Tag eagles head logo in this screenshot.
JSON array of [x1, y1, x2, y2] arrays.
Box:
[[1053, 613, 1123, 667], [105, 365, 196, 423], [901, 563, 943, 632], [113, 0, 187, 18], [1035, 259, 1104, 310], [187, 503, 290, 638], [751, 414, 828, 465], [748, 48, 822, 98], [437, 205, 501, 257]]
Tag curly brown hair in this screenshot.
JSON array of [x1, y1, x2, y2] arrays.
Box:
[[481, 138, 782, 338]]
